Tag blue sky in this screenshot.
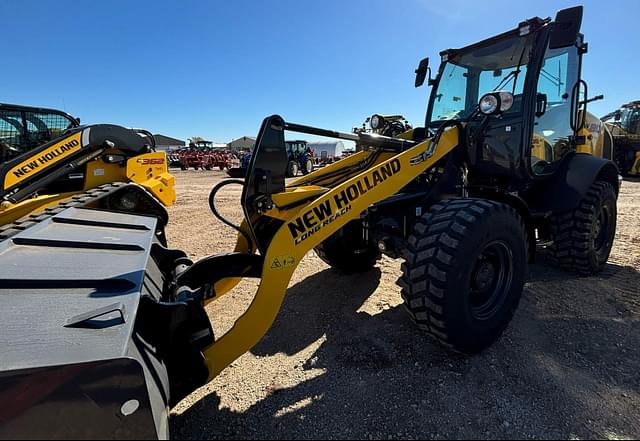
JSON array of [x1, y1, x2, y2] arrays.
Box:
[[1, 0, 637, 143]]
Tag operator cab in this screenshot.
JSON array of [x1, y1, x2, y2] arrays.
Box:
[[618, 103, 640, 134], [419, 6, 588, 184], [285, 140, 309, 157]]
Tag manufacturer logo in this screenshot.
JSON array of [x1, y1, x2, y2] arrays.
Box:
[[287, 158, 401, 245], [5, 133, 82, 188]]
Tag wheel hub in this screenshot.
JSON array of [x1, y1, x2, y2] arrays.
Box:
[[469, 241, 514, 321], [474, 261, 496, 292], [592, 207, 610, 254], [593, 217, 602, 239]]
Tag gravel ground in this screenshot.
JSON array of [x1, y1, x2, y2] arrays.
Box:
[[166, 170, 640, 440]]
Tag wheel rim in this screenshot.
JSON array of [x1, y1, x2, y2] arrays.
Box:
[[593, 205, 612, 257], [469, 241, 514, 321]]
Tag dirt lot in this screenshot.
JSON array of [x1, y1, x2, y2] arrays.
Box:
[[167, 170, 640, 440]]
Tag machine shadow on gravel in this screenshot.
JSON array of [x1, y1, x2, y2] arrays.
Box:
[[251, 267, 384, 358], [531, 259, 640, 282], [172, 264, 640, 439]]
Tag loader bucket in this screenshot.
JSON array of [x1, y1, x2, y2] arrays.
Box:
[[0, 208, 183, 440]]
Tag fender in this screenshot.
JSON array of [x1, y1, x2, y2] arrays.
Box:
[[470, 187, 536, 262], [526, 153, 619, 213]]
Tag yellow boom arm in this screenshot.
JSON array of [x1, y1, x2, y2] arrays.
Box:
[[202, 126, 460, 379]]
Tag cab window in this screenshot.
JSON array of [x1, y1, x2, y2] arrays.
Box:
[[0, 110, 24, 162], [25, 111, 77, 148], [531, 46, 577, 175]]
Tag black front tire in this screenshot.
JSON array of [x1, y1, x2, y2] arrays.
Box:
[[399, 199, 527, 354], [548, 181, 617, 275], [314, 221, 380, 274], [302, 159, 314, 175], [286, 161, 299, 177]]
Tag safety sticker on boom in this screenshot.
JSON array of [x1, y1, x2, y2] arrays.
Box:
[[269, 255, 296, 270]]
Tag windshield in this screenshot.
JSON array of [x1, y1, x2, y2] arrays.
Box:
[[428, 33, 535, 123], [286, 141, 307, 155]]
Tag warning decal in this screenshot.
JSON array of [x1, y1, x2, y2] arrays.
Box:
[[269, 255, 295, 270]]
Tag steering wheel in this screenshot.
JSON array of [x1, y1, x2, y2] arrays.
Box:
[[531, 158, 551, 175]]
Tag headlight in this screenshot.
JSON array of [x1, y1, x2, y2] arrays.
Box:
[[370, 114, 384, 130], [478, 91, 514, 115], [479, 94, 499, 115], [498, 91, 514, 112]]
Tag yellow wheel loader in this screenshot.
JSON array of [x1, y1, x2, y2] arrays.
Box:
[[601, 100, 640, 175], [0, 6, 620, 440]]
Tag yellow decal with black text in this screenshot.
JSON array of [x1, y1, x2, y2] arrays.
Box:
[[4, 132, 82, 189], [286, 158, 401, 245]]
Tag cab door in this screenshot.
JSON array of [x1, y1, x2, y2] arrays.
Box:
[[529, 4, 586, 177], [530, 39, 582, 175]]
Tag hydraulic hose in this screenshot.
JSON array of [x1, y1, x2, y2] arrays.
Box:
[[208, 179, 254, 250]]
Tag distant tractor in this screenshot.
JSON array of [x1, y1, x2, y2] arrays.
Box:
[[285, 140, 314, 177], [227, 140, 314, 178]]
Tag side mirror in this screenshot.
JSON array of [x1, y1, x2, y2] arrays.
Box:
[[415, 57, 430, 88], [549, 6, 583, 49], [614, 111, 621, 121]]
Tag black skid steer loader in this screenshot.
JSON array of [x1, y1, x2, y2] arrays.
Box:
[[0, 6, 619, 439]]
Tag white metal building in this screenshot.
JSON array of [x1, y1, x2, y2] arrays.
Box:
[[307, 141, 345, 159]]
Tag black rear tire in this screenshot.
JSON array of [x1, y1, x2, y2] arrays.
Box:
[[399, 199, 527, 354], [548, 181, 617, 275], [314, 221, 380, 274]]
